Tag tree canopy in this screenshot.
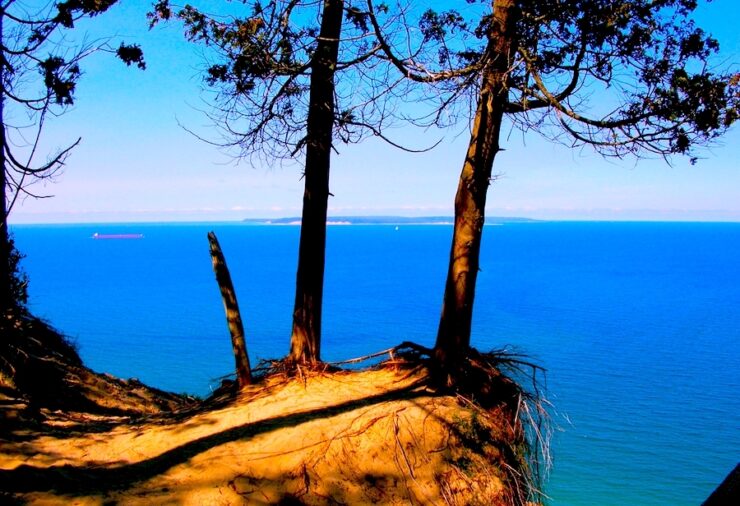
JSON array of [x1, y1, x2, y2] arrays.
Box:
[[149, 0, 419, 164], [368, 0, 738, 158]]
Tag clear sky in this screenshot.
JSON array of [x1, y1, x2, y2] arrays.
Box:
[[9, 0, 740, 224]]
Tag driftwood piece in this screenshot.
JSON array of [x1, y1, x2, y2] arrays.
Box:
[[207, 231, 252, 387]]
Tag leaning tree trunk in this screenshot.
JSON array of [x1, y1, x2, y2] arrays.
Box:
[[0, 43, 11, 313], [434, 0, 517, 383], [208, 231, 252, 388], [288, 0, 343, 365]]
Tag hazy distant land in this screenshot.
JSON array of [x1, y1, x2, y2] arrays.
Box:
[[243, 216, 539, 225]]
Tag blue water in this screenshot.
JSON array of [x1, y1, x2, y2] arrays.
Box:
[[11, 222, 740, 505]]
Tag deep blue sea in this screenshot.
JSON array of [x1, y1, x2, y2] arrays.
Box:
[[11, 221, 740, 505]]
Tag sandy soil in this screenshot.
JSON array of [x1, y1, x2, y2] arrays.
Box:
[[0, 365, 518, 505], [1, 315, 528, 505]]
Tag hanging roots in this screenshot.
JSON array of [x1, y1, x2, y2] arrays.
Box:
[[207, 341, 552, 506], [383, 342, 553, 506]]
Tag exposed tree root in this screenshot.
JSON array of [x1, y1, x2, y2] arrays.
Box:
[[308, 341, 553, 506], [208, 341, 552, 506]]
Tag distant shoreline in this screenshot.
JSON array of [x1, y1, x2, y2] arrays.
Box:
[[10, 216, 740, 226], [242, 216, 540, 226]]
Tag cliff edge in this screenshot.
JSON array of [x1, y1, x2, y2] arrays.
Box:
[[1, 314, 543, 505]]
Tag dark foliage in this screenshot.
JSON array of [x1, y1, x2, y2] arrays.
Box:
[[369, 0, 739, 157]]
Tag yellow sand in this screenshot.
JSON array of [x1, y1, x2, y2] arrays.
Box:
[[1, 367, 509, 505]]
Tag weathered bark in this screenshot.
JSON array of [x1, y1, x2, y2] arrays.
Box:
[[288, 0, 343, 365], [434, 0, 517, 381], [1, 143, 9, 312], [208, 231, 252, 388], [0, 15, 10, 313]]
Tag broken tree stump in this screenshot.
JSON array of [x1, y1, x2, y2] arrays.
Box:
[[207, 231, 252, 388]]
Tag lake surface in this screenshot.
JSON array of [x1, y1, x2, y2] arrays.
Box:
[[12, 221, 740, 505]]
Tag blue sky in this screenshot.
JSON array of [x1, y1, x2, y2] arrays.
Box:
[[9, 0, 740, 224]]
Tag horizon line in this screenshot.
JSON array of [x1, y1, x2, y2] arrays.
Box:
[[8, 215, 740, 226]]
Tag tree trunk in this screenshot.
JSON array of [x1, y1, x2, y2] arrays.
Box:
[[0, 143, 9, 312], [208, 231, 252, 388], [0, 137, 9, 312], [434, 0, 517, 382], [288, 0, 343, 365], [0, 15, 11, 313]]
